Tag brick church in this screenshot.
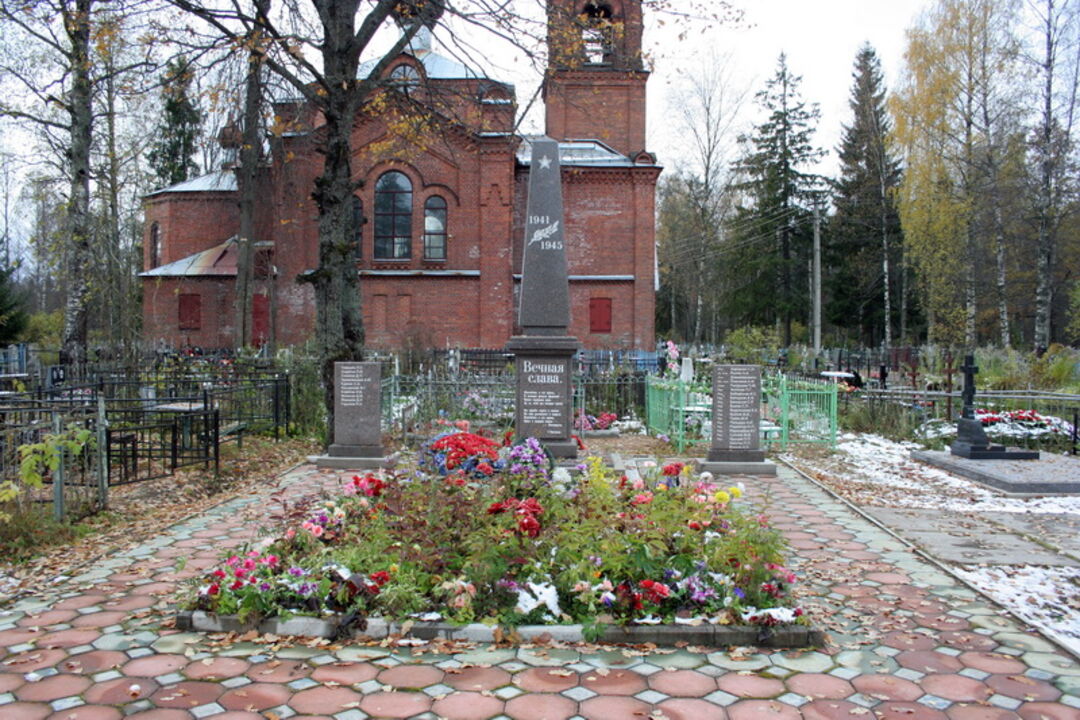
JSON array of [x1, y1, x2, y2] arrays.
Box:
[[141, 0, 659, 351]]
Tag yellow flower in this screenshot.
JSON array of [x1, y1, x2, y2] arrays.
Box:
[[713, 490, 731, 504], [728, 486, 743, 499]]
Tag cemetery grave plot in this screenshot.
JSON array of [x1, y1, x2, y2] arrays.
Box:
[[180, 433, 818, 644]]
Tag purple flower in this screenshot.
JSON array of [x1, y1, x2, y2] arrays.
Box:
[[733, 587, 745, 600], [588, 555, 602, 567], [288, 567, 306, 577], [259, 582, 272, 591], [510, 463, 524, 474]]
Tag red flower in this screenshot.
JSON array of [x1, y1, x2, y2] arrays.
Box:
[[487, 498, 518, 514], [639, 579, 671, 604], [432, 432, 500, 469], [517, 513, 542, 537], [572, 434, 587, 451], [662, 461, 684, 476], [370, 571, 391, 587], [476, 462, 494, 476], [207, 583, 220, 595]]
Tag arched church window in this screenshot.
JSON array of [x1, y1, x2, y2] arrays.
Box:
[[149, 222, 161, 268], [352, 195, 364, 259], [423, 196, 447, 260], [389, 63, 420, 96], [374, 171, 412, 260]]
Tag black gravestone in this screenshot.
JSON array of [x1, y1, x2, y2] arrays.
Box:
[[950, 354, 1039, 460], [505, 138, 578, 459], [699, 365, 775, 475], [313, 361, 394, 469]]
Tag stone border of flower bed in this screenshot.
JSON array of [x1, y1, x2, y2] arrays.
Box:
[[175, 610, 825, 648]]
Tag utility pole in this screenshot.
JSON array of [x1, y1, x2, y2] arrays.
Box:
[[812, 202, 821, 354]]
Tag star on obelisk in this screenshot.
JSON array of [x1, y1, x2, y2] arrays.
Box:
[[538, 154, 552, 170]]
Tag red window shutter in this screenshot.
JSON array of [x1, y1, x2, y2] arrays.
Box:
[[589, 297, 612, 333], [178, 293, 201, 330], [252, 294, 269, 345]]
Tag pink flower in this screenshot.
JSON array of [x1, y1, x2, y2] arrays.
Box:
[[242, 558, 256, 571], [285, 528, 296, 540], [311, 526, 324, 538], [631, 477, 646, 491], [631, 492, 653, 506]]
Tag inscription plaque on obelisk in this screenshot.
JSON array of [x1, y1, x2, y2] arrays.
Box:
[[506, 137, 579, 458], [699, 364, 775, 475]]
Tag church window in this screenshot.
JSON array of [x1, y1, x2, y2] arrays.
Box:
[[149, 222, 161, 268], [351, 195, 364, 259], [389, 63, 420, 96], [374, 171, 412, 259], [178, 293, 201, 330], [423, 195, 447, 260]]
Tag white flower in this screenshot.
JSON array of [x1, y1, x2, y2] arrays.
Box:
[[552, 468, 571, 485]]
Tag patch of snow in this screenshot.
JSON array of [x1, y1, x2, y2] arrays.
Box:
[[951, 564, 1080, 657], [784, 433, 1080, 515], [514, 581, 561, 620]]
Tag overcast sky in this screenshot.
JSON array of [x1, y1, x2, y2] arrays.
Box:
[[644, 0, 928, 179]]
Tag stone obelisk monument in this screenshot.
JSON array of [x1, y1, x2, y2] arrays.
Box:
[[506, 138, 578, 459]]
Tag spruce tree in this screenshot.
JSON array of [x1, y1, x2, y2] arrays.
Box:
[[730, 53, 824, 345], [829, 44, 903, 348], [148, 57, 202, 187], [0, 262, 27, 344]]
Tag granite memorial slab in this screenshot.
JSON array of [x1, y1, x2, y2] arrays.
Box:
[[311, 361, 394, 469], [698, 364, 775, 475]]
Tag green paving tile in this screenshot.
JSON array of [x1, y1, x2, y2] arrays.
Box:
[[1022, 651, 1080, 677], [517, 647, 580, 666], [705, 652, 771, 671], [336, 646, 391, 662], [451, 648, 517, 665], [648, 650, 706, 669]]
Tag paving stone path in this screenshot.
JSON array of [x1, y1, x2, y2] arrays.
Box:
[[2, 463, 1079, 720]]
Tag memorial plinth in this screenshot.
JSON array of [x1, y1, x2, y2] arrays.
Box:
[[311, 361, 395, 469], [698, 364, 776, 476], [950, 354, 1039, 461], [507, 137, 578, 459]]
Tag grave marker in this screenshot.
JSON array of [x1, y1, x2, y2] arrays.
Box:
[[950, 354, 1038, 460], [698, 364, 775, 475], [312, 361, 394, 469]]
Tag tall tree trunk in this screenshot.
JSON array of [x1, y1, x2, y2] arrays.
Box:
[[993, 207, 1010, 347], [1033, 0, 1057, 351], [880, 178, 892, 352], [234, 0, 269, 350], [105, 62, 124, 351], [309, 0, 367, 439], [60, 0, 94, 367], [899, 244, 908, 345]]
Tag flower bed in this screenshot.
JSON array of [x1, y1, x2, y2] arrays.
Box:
[[184, 435, 811, 643]]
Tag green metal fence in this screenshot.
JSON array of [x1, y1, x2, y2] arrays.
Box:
[[762, 374, 838, 448], [644, 376, 712, 451], [645, 372, 838, 452]]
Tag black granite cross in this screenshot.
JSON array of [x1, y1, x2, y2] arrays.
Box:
[[960, 354, 978, 419]]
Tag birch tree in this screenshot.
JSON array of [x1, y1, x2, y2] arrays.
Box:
[[893, 0, 1022, 346]]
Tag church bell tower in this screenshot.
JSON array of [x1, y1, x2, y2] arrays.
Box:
[[544, 0, 649, 157]]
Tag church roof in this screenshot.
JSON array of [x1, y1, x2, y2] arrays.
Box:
[[359, 48, 491, 83], [140, 237, 238, 278], [146, 170, 237, 197], [517, 137, 637, 167]]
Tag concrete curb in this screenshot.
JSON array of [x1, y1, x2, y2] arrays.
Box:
[[176, 610, 824, 648]]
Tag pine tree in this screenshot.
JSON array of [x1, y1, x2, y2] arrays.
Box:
[[730, 53, 824, 345], [148, 57, 202, 187], [828, 44, 903, 348], [0, 262, 27, 344]]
